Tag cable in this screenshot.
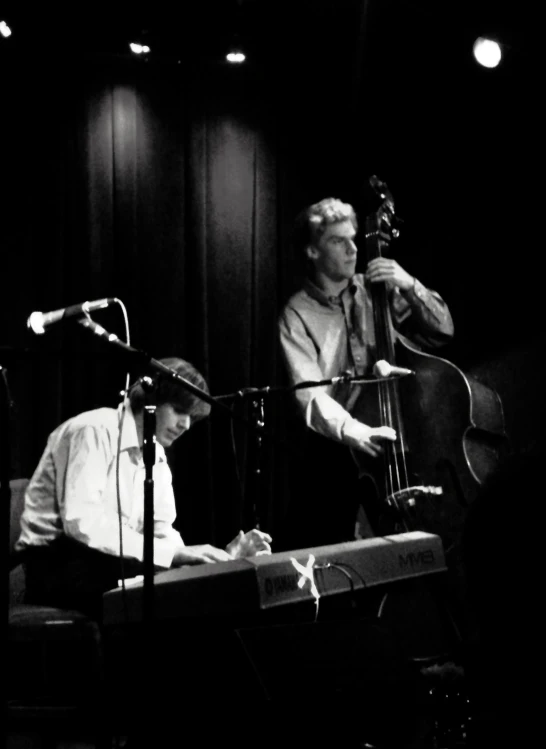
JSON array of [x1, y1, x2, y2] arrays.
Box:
[[316, 562, 355, 596], [377, 592, 389, 619], [325, 560, 368, 589], [315, 560, 367, 612], [111, 299, 131, 624], [229, 396, 244, 504]]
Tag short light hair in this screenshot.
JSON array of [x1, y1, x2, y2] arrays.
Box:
[[129, 357, 211, 423], [294, 197, 358, 256]]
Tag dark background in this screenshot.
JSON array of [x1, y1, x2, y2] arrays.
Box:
[[1, 0, 543, 548]]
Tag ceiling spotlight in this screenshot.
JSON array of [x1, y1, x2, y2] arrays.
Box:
[[226, 1, 246, 64], [0, 20, 13, 38], [473, 37, 502, 68], [226, 49, 245, 63], [130, 42, 150, 55]]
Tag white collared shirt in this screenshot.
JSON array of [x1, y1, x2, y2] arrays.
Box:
[[16, 402, 183, 569]]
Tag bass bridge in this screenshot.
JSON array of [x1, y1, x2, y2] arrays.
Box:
[[387, 485, 443, 508]]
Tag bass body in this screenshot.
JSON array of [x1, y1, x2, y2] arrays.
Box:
[[352, 335, 507, 557]]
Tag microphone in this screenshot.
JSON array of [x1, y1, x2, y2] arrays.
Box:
[[27, 298, 117, 335], [373, 359, 415, 378]]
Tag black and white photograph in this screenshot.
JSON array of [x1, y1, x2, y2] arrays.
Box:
[[2, 2, 542, 747]]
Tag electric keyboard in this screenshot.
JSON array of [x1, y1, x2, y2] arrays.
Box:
[[102, 531, 446, 626]]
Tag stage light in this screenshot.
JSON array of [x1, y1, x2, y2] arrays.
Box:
[[0, 20, 12, 38], [473, 37, 502, 68], [129, 42, 150, 55], [226, 0, 246, 64], [226, 49, 245, 63]]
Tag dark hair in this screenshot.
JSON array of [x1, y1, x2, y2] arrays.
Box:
[[129, 357, 211, 423]]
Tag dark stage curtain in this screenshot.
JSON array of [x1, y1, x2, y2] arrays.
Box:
[[2, 55, 293, 547]]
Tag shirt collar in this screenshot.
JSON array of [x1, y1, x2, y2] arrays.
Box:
[[303, 276, 359, 306]]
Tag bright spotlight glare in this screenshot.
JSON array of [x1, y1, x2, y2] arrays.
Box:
[[226, 51, 245, 63], [473, 37, 502, 68], [129, 43, 150, 55], [0, 20, 13, 38]]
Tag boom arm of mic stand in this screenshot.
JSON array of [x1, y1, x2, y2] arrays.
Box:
[[76, 317, 287, 439], [213, 372, 381, 402], [77, 316, 232, 416], [289, 373, 408, 390]]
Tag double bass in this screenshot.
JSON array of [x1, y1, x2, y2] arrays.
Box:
[[351, 177, 507, 648]]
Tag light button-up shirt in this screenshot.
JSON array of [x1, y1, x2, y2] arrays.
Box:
[[16, 403, 183, 569], [278, 273, 454, 445]]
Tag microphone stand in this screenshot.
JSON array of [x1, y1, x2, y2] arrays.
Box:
[[140, 378, 157, 646], [247, 393, 265, 530]]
